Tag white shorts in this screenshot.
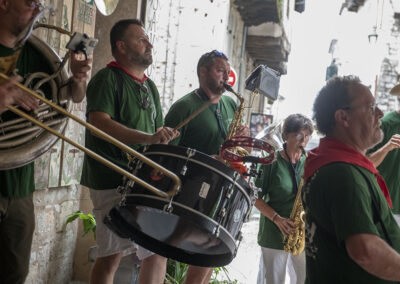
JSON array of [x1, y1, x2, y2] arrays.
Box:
[[90, 188, 154, 260], [393, 214, 400, 228]]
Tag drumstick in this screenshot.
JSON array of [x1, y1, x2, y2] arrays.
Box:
[[173, 100, 212, 131]]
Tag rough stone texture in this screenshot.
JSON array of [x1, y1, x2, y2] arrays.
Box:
[[26, 185, 81, 284]]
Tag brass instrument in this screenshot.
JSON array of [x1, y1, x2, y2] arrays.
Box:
[[223, 83, 249, 157], [0, 6, 98, 169], [283, 147, 307, 255], [224, 83, 245, 140], [0, 73, 181, 198], [0, 35, 71, 169]]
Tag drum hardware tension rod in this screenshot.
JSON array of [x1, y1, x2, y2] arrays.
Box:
[[0, 73, 181, 198]]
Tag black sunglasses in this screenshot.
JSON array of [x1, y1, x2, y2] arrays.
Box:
[[136, 82, 150, 110]]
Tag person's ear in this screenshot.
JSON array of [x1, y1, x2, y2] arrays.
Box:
[[199, 66, 207, 78], [335, 109, 350, 127], [115, 41, 126, 54]]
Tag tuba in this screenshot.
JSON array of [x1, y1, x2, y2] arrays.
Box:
[[0, 35, 70, 170]]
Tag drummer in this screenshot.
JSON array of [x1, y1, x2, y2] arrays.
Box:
[[155, 50, 249, 283], [80, 19, 178, 284]]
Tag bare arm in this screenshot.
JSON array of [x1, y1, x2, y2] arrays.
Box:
[[67, 53, 92, 103], [367, 134, 400, 167], [346, 233, 400, 281], [88, 111, 178, 145], [254, 198, 294, 237]]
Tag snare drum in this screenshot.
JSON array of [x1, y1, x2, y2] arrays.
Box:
[[104, 144, 252, 267]]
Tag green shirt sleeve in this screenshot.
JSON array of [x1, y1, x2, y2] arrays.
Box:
[[86, 68, 117, 119]]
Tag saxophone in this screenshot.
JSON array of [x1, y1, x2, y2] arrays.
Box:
[[224, 83, 245, 140], [222, 83, 250, 162], [283, 148, 306, 255]]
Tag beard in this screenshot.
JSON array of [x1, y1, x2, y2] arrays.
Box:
[[127, 47, 153, 67], [205, 75, 225, 95]]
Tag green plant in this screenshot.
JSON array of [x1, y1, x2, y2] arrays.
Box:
[[210, 266, 238, 284], [165, 260, 238, 284], [165, 260, 188, 284], [66, 210, 96, 239]]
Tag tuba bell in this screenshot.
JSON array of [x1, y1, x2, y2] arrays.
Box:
[[0, 35, 70, 170]]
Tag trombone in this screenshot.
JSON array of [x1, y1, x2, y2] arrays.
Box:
[[0, 73, 181, 199]]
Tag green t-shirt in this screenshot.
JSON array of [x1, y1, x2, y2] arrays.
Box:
[[164, 90, 237, 155], [80, 67, 163, 190], [0, 42, 52, 198], [303, 162, 400, 284], [255, 151, 305, 249], [369, 111, 400, 213]]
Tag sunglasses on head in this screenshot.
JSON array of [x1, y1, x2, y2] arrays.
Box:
[[25, 0, 43, 10]]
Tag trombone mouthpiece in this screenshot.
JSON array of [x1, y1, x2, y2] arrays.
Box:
[[223, 82, 233, 92]]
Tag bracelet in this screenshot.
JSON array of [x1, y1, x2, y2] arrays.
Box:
[[271, 212, 279, 223]]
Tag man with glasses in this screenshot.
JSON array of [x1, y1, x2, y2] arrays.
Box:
[[80, 19, 178, 284], [367, 103, 400, 227], [161, 50, 249, 284], [0, 0, 91, 283], [302, 76, 400, 283]]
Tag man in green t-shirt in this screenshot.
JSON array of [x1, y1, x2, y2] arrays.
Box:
[[80, 19, 178, 284], [163, 51, 249, 284], [303, 76, 400, 283], [368, 110, 400, 225], [0, 0, 91, 283]]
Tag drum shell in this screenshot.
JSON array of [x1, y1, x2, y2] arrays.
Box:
[[106, 144, 252, 267]]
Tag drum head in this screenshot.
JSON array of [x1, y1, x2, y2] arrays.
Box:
[[106, 196, 237, 267], [105, 144, 252, 267]]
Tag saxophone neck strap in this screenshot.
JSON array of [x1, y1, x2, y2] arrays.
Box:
[[196, 88, 226, 139]]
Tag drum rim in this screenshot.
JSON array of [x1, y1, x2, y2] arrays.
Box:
[[124, 193, 248, 245], [106, 201, 236, 266], [142, 144, 250, 188], [143, 150, 252, 203]]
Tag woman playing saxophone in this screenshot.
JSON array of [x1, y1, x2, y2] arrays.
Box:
[[254, 114, 313, 284]]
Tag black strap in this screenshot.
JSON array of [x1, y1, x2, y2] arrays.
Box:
[[107, 66, 123, 123], [283, 143, 301, 193], [108, 66, 157, 133], [197, 88, 227, 139], [352, 165, 393, 246]]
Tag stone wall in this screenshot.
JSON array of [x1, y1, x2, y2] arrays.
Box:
[[26, 185, 81, 283]]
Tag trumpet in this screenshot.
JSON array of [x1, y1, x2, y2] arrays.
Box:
[[0, 73, 181, 199]]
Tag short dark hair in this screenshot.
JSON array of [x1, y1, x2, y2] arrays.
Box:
[[110, 19, 143, 56], [313, 75, 361, 135], [197, 50, 229, 77], [282, 114, 313, 140]]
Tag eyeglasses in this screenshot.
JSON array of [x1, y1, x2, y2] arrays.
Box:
[[25, 0, 43, 10], [341, 103, 379, 114], [295, 132, 311, 142]]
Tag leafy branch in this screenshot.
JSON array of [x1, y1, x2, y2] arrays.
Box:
[[66, 210, 96, 240]]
